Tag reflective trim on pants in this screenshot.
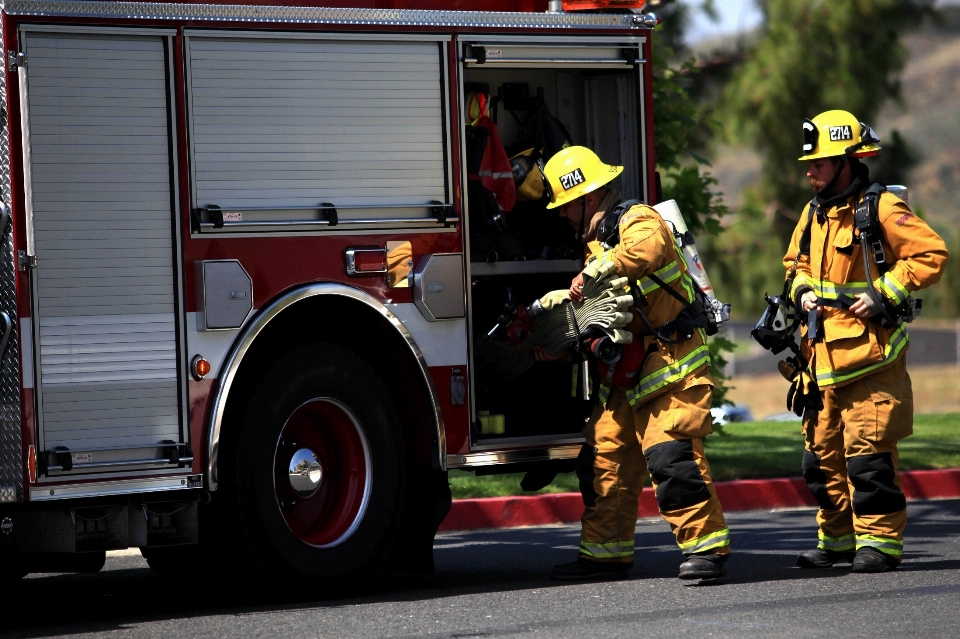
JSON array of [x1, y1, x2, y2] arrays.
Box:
[[579, 539, 635, 561], [856, 534, 903, 557], [817, 531, 855, 552], [678, 527, 730, 555]]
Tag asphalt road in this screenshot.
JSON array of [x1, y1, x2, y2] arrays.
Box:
[[3, 500, 960, 639]]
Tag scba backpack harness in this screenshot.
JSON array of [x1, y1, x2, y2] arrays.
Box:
[[598, 200, 722, 344], [797, 183, 921, 332]]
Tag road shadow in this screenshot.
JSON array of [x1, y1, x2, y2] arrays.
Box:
[[1, 499, 958, 638]]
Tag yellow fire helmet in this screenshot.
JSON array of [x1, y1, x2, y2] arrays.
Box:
[[799, 109, 882, 161], [541, 146, 623, 209]]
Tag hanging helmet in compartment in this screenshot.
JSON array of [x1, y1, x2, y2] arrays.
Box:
[[541, 146, 623, 210], [509, 148, 546, 201]]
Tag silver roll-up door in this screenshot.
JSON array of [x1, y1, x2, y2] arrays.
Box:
[[21, 30, 183, 470], [186, 35, 448, 228]]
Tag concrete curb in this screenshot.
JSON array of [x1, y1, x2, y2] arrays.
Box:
[[439, 468, 960, 532]]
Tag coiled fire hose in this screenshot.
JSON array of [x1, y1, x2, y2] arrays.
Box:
[[526, 260, 634, 356]]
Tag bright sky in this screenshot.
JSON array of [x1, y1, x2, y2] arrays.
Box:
[[682, 0, 960, 45], [683, 0, 762, 45]]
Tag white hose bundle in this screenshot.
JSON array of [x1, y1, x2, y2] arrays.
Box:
[[474, 261, 636, 382], [525, 260, 635, 356]]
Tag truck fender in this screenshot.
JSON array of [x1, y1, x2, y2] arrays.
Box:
[[205, 282, 445, 490]]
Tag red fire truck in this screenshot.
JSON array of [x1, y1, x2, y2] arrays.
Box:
[[0, 0, 659, 591]]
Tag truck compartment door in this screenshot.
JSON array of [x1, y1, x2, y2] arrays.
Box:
[[184, 32, 453, 233], [19, 28, 187, 476]]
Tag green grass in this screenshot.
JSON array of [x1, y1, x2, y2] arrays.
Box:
[[450, 412, 960, 499]]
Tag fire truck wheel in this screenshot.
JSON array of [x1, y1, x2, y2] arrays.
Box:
[[236, 342, 405, 597], [0, 551, 27, 580], [141, 545, 197, 577]]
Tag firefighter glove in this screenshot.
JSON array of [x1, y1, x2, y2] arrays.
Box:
[[778, 358, 798, 381], [538, 289, 570, 311], [581, 258, 616, 288], [786, 368, 823, 417]]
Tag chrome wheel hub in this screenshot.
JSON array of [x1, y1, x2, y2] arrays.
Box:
[[288, 448, 324, 498]]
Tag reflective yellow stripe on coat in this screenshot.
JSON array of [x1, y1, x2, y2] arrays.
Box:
[[791, 274, 870, 303], [875, 272, 910, 305], [636, 260, 683, 296], [814, 323, 909, 386], [625, 345, 711, 406], [793, 273, 910, 307]]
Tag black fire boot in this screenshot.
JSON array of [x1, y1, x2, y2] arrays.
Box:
[[678, 552, 727, 583], [797, 548, 856, 569], [549, 558, 632, 581], [851, 547, 900, 573]]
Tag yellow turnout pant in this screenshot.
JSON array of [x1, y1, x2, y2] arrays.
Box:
[[577, 383, 730, 563], [802, 356, 912, 562]]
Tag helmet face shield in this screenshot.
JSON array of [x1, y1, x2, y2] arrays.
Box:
[[860, 122, 880, 146]]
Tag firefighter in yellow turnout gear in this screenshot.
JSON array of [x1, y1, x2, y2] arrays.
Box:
[[785, 110, 948, 572], [539, 147, 730, 582]]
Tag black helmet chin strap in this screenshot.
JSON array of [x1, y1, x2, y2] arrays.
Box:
[[577, 197, 586, 244], [819, 155, 847, 201]]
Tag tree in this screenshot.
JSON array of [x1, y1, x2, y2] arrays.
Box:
[[723, 0, 936, 240], [651, 6, 734, 407]]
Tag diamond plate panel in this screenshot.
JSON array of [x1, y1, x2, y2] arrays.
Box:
[[3, 1, 642, 29], [0, 21, 23, 504]]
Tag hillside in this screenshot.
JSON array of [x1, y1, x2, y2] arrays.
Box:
[[707, 7, 960, 233], [879, 7, 960, 228]]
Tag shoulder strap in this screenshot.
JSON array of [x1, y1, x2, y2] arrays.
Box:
[[854, 182, 888, 274], [597, 199, 642, 249], [797, 200, 818, 259], [647, 272, 693, 307], [796, 182, 887, 261]]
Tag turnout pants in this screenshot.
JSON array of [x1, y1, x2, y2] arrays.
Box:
[[577, 383, 730, 563], [802, 356, 913, 562]]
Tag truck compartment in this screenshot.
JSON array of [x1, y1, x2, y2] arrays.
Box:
[[463, 58, 645, 446]]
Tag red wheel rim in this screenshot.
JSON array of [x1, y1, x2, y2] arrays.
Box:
[[273, 398, 372, 548]]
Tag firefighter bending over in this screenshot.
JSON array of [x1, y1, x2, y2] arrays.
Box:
[[537, 146, 731, 582], [784, 110, 948, 572]]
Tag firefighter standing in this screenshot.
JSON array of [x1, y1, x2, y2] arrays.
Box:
[[784, 110, 948, 572], [538, 146, 731, 582]]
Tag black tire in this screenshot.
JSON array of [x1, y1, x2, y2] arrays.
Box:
[[141, 545, 198, 577], [381, 469, 451, 575], [0, 548, 27, 581], [233, 342, 406, 597]]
